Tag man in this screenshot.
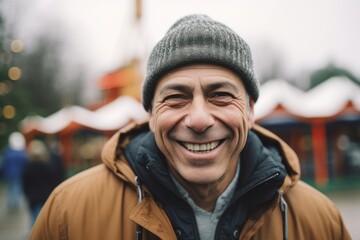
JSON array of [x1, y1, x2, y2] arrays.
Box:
[[30, 14, 351, 240]]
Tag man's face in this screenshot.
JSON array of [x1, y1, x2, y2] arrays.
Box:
[[149, 64, 254, 185]]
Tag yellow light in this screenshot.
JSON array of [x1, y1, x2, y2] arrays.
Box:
[[11, 40, 24, 53], [3, 105, 16, 119], [8, 67, 21, 81]]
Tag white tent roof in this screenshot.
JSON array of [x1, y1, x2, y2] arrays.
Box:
[[254, 76, 360, 120], [21, 96, 148, 134], [21, 106, 95, 134], [91, 96, 148, 130]]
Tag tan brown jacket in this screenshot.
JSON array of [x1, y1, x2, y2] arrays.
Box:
[[29, 122, 351, 240]]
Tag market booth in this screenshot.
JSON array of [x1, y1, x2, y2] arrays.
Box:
[[255, 77, 360, 185], [20, 96, 148, 175]]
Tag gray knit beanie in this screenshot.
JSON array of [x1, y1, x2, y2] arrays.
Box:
[[142, 14, 259, 111]]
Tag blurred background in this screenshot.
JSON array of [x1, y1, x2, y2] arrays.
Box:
[[0, 0, 359, 239]]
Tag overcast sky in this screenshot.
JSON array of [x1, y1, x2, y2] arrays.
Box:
[[1, 0, 360, 102]]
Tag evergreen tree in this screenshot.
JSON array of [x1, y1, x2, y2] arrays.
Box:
[[0, 15, 34, 149], [309, 63, 360, 89]]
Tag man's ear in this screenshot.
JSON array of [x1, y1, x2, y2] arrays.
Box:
[[248, 99, 255, 129]]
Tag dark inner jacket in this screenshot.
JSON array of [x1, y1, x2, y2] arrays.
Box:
[[124, 129, 287, 240]]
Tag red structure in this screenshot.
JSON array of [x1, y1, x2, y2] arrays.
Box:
[[89, 59, 143, 110]]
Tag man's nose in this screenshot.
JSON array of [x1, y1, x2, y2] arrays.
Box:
[[184, 97, 215, 133]]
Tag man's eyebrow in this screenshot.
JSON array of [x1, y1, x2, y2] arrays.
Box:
[[159, 84, 192, 95]]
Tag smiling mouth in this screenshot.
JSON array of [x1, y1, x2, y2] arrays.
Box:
[[181, 140, 222, 153]]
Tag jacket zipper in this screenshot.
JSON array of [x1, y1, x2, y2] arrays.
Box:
[[135, 177, 144, 240], [247, 172, 280, 192], [215, 172, 280, 239]]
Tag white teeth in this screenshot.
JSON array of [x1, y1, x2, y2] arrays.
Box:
[[183, 141, 220, 152]]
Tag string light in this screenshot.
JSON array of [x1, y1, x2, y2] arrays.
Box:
[[3, 105, 16, 119], [11, 40, 24, 53], [8, 67, 21, 80]]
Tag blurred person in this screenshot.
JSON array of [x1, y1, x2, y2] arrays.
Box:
[[47, 137, 66, 185], [2, 132, 28, 212], [22, 139, 57, 226], [29, 14, 351, 240]]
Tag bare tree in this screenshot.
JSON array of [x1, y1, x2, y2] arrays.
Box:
[[251, 40, 286, 84]]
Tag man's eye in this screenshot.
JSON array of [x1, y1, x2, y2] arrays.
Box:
[[163, 94, 185, 101], [161, 94, 188, 108], [209, 92, 235, 105], [212, 92, 234, 98]]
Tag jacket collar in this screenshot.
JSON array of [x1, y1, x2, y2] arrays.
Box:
[[124, 123, 286, 204], [251, 124, 300, 191]]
